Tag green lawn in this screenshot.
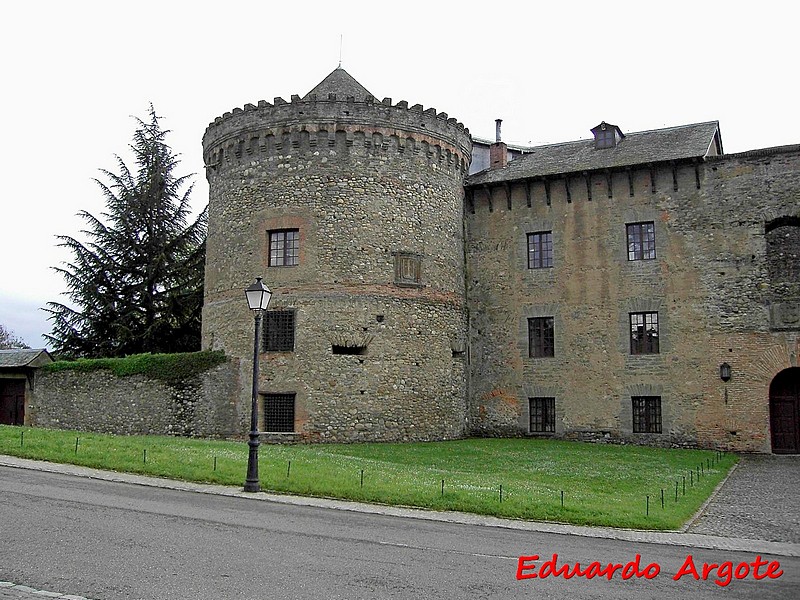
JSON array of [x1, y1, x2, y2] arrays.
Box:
[[0, 425, 736, 530]]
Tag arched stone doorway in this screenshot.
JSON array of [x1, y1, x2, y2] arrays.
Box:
[[770, 367, 800, 454]]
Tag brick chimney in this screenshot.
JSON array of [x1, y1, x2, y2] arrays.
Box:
[[489, 118, 507, 169]]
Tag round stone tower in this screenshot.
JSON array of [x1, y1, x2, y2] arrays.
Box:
[[201, 68, 472, 442]]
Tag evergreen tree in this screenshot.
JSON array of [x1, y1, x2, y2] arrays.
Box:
[[45, 106, 206, 358]]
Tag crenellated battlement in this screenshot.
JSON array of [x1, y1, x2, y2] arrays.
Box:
[[202, 69, 471, 444], [202, 92, 472, 176]]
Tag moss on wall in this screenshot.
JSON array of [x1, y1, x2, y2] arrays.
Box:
[[42, 351, 227, 386]]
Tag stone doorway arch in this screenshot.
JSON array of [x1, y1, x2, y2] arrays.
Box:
[[770, 367, 800, 454]]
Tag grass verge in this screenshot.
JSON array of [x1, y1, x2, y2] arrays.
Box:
[[0, 425, 736, 530]]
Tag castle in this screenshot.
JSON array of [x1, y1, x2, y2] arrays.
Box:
[[201, 67, 800, 453]]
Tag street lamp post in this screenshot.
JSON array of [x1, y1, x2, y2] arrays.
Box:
[[244, 277, 272, 492]]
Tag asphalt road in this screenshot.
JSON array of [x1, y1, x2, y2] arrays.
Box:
[[0, 466, 797, 599]]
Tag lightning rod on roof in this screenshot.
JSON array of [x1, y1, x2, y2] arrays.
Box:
[[339, 35, 343, 68]]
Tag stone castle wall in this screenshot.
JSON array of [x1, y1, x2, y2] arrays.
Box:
[[29, 361, 239, 438], [202, 92, 472, 442], [465, 146, 800, 451]]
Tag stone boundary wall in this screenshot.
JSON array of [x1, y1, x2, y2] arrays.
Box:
[[29, 360, 241, 438]]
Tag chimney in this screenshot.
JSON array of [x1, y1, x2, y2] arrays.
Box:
[[490, 118, 507, 169]]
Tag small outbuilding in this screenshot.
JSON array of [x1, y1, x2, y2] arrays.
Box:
[[0, 349, 53, 425]]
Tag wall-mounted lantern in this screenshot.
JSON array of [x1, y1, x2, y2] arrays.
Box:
[[720, 362, 732, 382]]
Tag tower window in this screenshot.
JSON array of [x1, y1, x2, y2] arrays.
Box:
[[269, 229, 300, 266], [630, 312, 659, 355], [591, 122, 624, 149], [632, 396, 662, 433], [262, 309, 295, 352], [394, 252, 422, 286], [627, 222, 656, 261], [529, 397, 555, 433], [332, 344, 367, 355], [527, 231, 553, 269], [595, 128, 616, 148], [528, 317, 555, 358], [263, 393, 295, 433]]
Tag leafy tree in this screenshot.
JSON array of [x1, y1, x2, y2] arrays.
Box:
[[45, 106, 207, 358], [0, 324, 29, 349]]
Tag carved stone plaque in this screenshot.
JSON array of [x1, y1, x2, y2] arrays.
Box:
[[771, 302, 800, 330]]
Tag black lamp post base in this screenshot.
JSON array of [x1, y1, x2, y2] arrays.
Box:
[[244, 434, 260, 492]]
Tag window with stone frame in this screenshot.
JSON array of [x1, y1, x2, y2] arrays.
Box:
[[394, 252, 422, 286], [262, 309, 296, 352], [626, 222, 656, 261], [528, 317, 555, 358], [629, 312, 659, 355], [632, 396, 662, 433], [766, 217, 800, 302], [527, 231, 553, 269], [263, 393, 295, 433], [269, 229, 300, 266], [529, 397, 555, 433]]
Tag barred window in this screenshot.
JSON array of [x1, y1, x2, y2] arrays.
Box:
[[263, 393, 295, 433], [632, 396, 662, 433], [269, 229, 300, 266], [630, 312, 659, 355], [527, 231, 553, 269], [627, 222, 656, 261], [529, 397, 555, 433], [263, 310, 295, 352], [528, 317, 555, 358]]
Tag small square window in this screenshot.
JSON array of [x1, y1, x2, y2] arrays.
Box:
[[269, 229, 299, 267], [528, 317, 555, 358], [630, 312, 659, 355], [263, 310, 295, 352], [263, 393, 295, 433], [527, 232, 553, 269], [529, 397, 555, 433], [627, 222, 656, 261], [632, 396, 662, 433], [394, 252, 422, 286]]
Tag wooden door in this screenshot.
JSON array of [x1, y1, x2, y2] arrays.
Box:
[[770, 369, 800, 454], [0, 379, 26, 425]]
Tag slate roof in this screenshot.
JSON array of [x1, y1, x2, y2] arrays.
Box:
[[0, 349, 53, 369], [466, 121, 722, 186], [303, 67, 375, 102]]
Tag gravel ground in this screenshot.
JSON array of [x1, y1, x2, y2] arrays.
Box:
[[687, 454, 800, 543]]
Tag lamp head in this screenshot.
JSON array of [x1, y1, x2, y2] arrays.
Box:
[[245, 277, 272, 311]]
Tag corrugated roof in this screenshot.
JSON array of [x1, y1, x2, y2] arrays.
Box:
[[466, 121, 721, 186], [303, 67, 375, 102], [0, 349, 53, 369]]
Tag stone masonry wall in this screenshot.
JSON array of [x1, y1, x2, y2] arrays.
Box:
[[466, 146, 800, 451], [202, 92, 472, 442], [29, 361, 240, 438]]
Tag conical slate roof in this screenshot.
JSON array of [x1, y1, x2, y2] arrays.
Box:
[[303, 67, 374, 101]]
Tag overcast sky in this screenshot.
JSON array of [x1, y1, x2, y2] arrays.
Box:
[[1, 0, 797, 349]]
